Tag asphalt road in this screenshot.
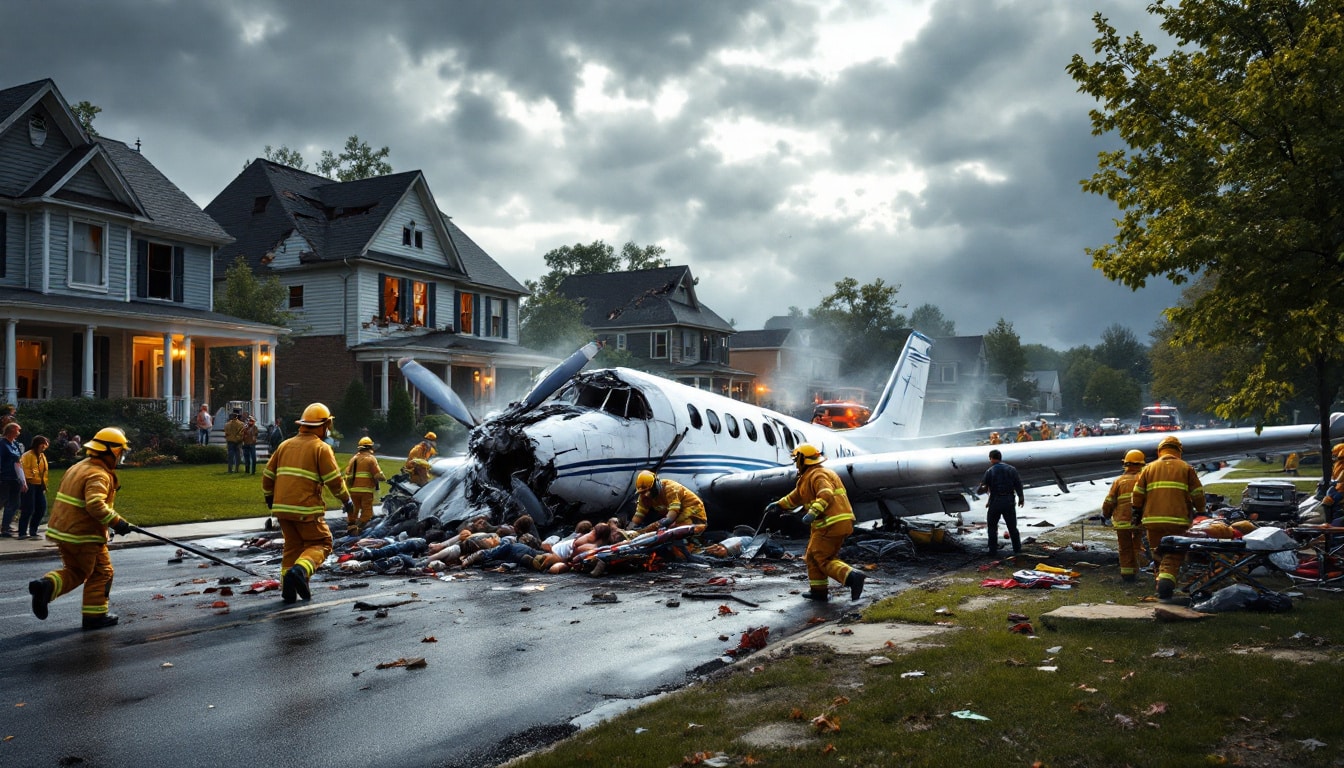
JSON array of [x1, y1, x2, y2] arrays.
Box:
[[0, 535, 945, 768]]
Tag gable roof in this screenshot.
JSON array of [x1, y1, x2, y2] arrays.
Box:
[[96, 138, 231, 243], [207, 160, 524, 295], [556, 265, 734, 333], [928, 335, 985, 367], [1030, 370, 1060, 390], [729, 328, 792, 349]]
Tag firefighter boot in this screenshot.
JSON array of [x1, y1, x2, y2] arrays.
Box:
[[283, 565, 311, 603], [846, 570, 867, 601], [802, 587, 829, 602], [1156, 579, 1175, 603], [82, 613, 119, 631], [29, 578, 54, 620]]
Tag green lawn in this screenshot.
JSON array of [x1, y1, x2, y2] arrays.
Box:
[[46, 455, 406, 527]]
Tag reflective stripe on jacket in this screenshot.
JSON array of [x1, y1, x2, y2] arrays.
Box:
[[1131, 454, 1204, 527], [345, 451, 385, 493], [632, 479, 707, 527], [46, 457, 125, 545], [1102, 469, 1140, 528], [262, 430, 350, 518], [779, 465, 855, 529]]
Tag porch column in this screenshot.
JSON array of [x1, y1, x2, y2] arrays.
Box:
[[266, 344, 276, 424], [380, 357, 389, 413], [183, 336, 194, 413], [202, 343, 210, 408], [162, 333, 175, 420], [82, 326, 95, 398], [250, 342, 262, 419], [3, 319, 16, 405]]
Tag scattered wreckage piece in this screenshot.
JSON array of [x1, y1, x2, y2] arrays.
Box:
[[681, 590, 760, 608]]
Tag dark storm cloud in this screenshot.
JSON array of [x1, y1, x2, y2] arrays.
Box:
[[0, 0, 1182, 349]]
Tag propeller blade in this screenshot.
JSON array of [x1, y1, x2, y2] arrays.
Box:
[[397, 358, 478, 428], [521, 341, 600, 410]]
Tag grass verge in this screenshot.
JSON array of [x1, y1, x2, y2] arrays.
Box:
[[44, 455, 406, 527], [512, 563, 1344, 768]]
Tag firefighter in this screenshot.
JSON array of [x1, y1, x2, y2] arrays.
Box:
[[629, 470, 707, 531], [1316, 443, 1344, 522], [1040, 420, 1054, 440], [27, 427, 133, 630], [1102, 449, 1147, 582], [404, 431, 438, 487], [1015, 425, 1031, 443], [764, 444, 864, 602], [344, 437, 385, 536], [1130, 435, 1204, 602], [988, 431, 1002, 445], [263, 403, 353, 604]]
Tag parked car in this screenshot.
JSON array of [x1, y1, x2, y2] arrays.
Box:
[[1099, 417, 1123, 435], [1240, 479, 1305, 522]]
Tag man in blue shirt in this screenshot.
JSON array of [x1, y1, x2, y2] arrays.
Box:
[[976, 449, 1024, 556], [0, 421, 29, 536]]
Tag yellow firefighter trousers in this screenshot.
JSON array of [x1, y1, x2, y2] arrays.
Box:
[[348, 491, 375, 529], [1114, 526, 1145, 576], [805, 523, 854, 589], [1144, 521, 1189, 588], [279, 516, 333, 577], [43, 541, 114, 616]]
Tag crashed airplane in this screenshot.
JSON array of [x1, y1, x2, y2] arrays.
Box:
[[398, 333, 1344, 532]]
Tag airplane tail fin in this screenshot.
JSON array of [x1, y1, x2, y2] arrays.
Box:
[[849, 331, 933, 440]]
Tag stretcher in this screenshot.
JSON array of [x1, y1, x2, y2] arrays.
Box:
[[1284, 526, 1344, 587], [1157, 535, 1296, 598]]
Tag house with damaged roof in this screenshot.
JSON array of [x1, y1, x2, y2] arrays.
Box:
[[0, 78, 281, 424], [205, 160, 555, 416], [556, 265, 755, 400]]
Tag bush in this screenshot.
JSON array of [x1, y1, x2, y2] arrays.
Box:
[[17, 398, 183, 458], [386, 386, 416, 446], [182, 444, 228, 465], [336, 379, 375, 439], [125, 447, 180, 467]]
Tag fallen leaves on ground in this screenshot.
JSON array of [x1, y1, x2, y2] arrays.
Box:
[[821, 743, 836, 755], [789, 707, 805, 720], [421, 636, 437, 643], [1143, 702, 1168, 716], [717, 604, 736, 616], [812, 714, 841, 733], [806, 616, 828, 625]]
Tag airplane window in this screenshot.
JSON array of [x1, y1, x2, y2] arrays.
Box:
[[793, 430, 805, 446], [706, 409, 722, 434], [762, 423, 776, 446], [687, 404, 703, 429], [743, 418, 757, 441], [725, 413, 740, 438], [781, 424, 796, 450]]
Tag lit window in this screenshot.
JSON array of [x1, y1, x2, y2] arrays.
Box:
[[70, 220, 107, 288], [412, 282, 428, 326], [459, 292, 475, 334], [382, 276, 402, 323], [652, 331, 668, 359]]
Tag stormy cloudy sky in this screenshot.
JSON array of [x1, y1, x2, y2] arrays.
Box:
[[2, 0, 1179, 350]]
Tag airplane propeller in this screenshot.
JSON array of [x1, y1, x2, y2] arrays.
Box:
[[517, 341, 601, 412], [397, 358, 479, 429]]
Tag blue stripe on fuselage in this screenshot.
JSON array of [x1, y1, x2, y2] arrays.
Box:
[[558, 453, 783, 478]]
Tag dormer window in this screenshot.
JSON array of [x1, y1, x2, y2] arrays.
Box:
[[402, 220, 423, 248], [252, 195, 270, 213]]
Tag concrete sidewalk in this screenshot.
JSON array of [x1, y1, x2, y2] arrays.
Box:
[[0, 515, 279, 562]]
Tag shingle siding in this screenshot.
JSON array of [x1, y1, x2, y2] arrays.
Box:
[[368, 191, 449, 268], [0, 105, 73, 197]]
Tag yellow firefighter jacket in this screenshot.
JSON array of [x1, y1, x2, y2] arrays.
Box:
[[1131, 452, 1204, 527], [46, 457, 126, 545], [631, 478, 707, 527], [778, 465, 855, 530], [1102, 467, 1141, 529], [404, 440, 437, 483], [345, 450, 385, 493], [262, 429, 351, 519]]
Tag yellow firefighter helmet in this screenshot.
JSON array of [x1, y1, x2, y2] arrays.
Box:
[[792, 443, 825, 466], [85, 427, 130, 458], [635, 469, 659, 494], [1157, 435, 1183, 454], [296, 402, 333, 426], [424, 432, 437, 441], [358, 437, 374, 448], [1124, 449, 1146, 465]]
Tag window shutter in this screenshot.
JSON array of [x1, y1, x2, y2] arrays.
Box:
[[136, 239, 149, 298], [0, 211, 7, 278], [452, 288, 459, 332], [377, 272, 386, 319], [400, 278, 411, 323], [72, 333, 82, 394], [172, 246, 185, 302], [473, 293, 481, 336], [501, 299, 509, 339], [427, 283, 436, 328]]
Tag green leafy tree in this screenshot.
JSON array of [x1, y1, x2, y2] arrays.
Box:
[[72, 101, 100, 136], [1095, 324, 1148, 388], [263, 144, 307, 170], [1083, 364, 1141, 417], [211, 256, 297, 403], [386, 385, 416, 447], [1069, 1, 1344, 474], [984, 318, 1034, 404], [809, 277, 907, 387], [908, 303, 956, 337], [315, 135, 392, 181], [1060, 347, 1099, 417], [335, 379, 375, 440], [1022, 343, 1064, 373], [520, 240, 670, 352]]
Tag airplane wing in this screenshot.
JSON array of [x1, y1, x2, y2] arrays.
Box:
[[709, 417, 1343, 520]]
